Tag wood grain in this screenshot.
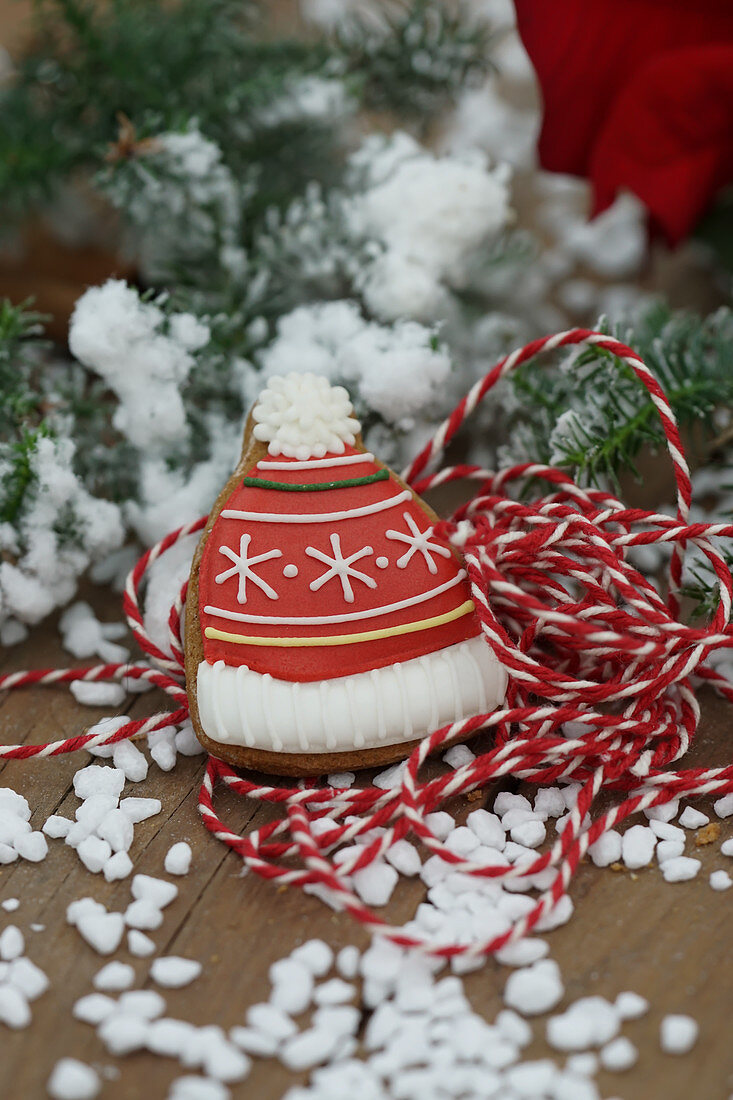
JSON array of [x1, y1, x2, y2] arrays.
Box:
[[1, 589, 732, 1099]]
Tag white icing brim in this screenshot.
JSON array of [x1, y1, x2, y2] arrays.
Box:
[[196, 636, 507, 755]]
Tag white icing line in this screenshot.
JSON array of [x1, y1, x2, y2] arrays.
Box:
[[261, 673, 281, 751], [394, 662, 412, 741], [235, 665, 255, 748], [221, 490, 411, 525], [257, 453, 375, 471], [204, 572, 467, 626]]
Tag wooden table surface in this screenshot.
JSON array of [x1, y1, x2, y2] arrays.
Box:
[[1, 587, 732, 1100]]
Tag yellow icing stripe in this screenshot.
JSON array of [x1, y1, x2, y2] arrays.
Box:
[[204, 600, 475, 648]]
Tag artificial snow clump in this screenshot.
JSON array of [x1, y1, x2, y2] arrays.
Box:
[[100, 124, 246, 280], [0, 436, 123, 631], [69, 280, 210, 456], [345, 132, 513, 321], [256, 300, 452, 435]]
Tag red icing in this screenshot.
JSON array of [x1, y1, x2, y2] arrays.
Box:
[[198, 446, 480, 681]]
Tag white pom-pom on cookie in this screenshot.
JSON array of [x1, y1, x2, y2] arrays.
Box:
[[252, 373, 361, 460]]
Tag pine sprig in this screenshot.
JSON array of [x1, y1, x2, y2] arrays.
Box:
[[507, 304, 733, 486]]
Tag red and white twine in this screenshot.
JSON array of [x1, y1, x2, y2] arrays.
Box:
[[3, 329, 733, 957]]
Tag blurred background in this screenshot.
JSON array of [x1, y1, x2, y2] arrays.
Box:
[[0, 0, 731, 648]]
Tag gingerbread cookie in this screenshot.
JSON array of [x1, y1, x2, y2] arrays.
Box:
[[185, 373, 506, 775]]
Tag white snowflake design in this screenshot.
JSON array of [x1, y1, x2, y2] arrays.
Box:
[[386, 512, 452, 574], [306, 533, 377, 603], [215, 534, 282, 603]]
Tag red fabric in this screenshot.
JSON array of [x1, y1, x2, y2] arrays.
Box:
[[514, 0, 733, 242], [198, 447, 479, 681]]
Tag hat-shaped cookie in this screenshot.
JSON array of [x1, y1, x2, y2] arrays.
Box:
[[185, 373, 506, 775]]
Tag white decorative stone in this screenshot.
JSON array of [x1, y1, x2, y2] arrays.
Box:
[[47, 1058, 101, 1100], [660, 1014, 698, 1054], [150, 956, 202, 988], [165, 841, 193, 876]]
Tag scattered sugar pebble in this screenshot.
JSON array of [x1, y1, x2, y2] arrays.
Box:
[[511, 819, 546, 848], [313, 979, 354, 1006], [150, 956, 203, 988], [14, 831, 48, 862], [621, 825, 656, 870], [118, 989, 166, 1020], [229, 1025, 278, 1057], [0, 984, 31, 1028], [131, 874, 178, 909], [281, 1026, 341, 1070], [73, 766, 125, 801], [0, 788, 31, 819], [504, 959, 564, 1016], [270, 959, 314, 1015], [496, 1008, 532, 1047], [661, 856, 701, 883], [168, 1076, 229, 1100], [495, 792, 532, 816], [97, 809, 134, 853], [588, 830, 622, 868], [445, 826, 480, 857], [47, 1058, 101, 1100], [644, 799, 679, 823], [128, 929, 156, 957], [678, 807, 709, 830], [70, 681, 126, 708], [97, 1010, 148, 1054], [534, 787, 566, 818], [721, 838, 733, 857], [422, 811, 454, 840], [147, 1018, 198, 1057], [336, 945, 360, 980], [656, 839, 685, 864], [104, 851, 133, 882], [77, 835, 112, 874], [165, 842, 193, 876], [291, 940, 333, 977], [385, 839, 421, 877], [1, 898, 19, 912], [372, 761, 406, 791], [713, 794, 733, 819], [443, 743, 475, 769], [649, 819, 685, 842], [8, 957, 49, 1000], [125, 900, 163, 931], [601, 1036, 638, 1070], [327, 772, 355, 788], [535, 894, 574, 931], [710, 869, 732, 891], [43, 815, 72, 839], [113, 740, 149, 783], [0, 843, 18, 864], [0, 925, 24, 960], [614, 991, 649, 1020], [148, 727, 177, 772], [73, 994, 118, 1024], [352, 861, 398, 907], [546, 996, 620, 1052], [77, 911, 125, 955], [174, 723, 205, 757], [94, 961, 135, 991], [660, 1014, 698, 1054], [120, 797, 162, 823], [467, 808, 505, 849], [246, 1001, 298, 1040]]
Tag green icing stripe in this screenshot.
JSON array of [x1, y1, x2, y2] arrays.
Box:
[[242, 470, 390, 492]]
